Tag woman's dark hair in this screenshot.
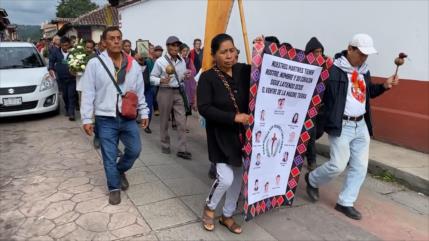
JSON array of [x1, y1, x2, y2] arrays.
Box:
[[211, 33, 234, 55], [60, 36, 71, 44], [179, 43, 189, 52], [281, 42, 293, 49], [265, 36, 280, 45], [122, 39, 131, 46]]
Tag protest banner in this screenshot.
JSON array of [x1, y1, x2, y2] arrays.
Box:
[[242, 41, 333, 221]]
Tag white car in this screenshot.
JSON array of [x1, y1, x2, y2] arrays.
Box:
[[0, 42, 59, 117]]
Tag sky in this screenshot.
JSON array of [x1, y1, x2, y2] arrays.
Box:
[[1, 0, 108, 25]]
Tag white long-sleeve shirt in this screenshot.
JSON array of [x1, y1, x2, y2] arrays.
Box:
[[80, 51, 149, 124], [150, 53, 186, 87]]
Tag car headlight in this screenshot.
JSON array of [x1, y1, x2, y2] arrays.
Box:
[[40, 74, 56, 92]]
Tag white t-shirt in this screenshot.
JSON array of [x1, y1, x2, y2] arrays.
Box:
[[61, 49, 69, 60], [344, 72, 366, 117]]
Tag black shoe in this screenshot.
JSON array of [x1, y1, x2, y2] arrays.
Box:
[[120, 173, 129, 191], [93, 137, 100, 149], [177, 151, 192, 160], [185, 151, 192, 158], [161, 147, 171, 154], [335, 204, 362, 220], [144, 127, 152, 134], [109, 190, 121, 205], [68, 116, 76, 121], [305, 173, 319, 202]]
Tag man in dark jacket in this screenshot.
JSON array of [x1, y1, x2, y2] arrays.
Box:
[[305, 33, 399, 220], [49, 36, 77, 120], [304, 37, 325, 171]]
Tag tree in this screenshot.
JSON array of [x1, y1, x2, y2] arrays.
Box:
[[56, 0, 98, 18], [16, 25, 42, 42]]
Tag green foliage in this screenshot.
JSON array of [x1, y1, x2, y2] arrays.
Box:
[[372, 170, 396, 182], [56, 0, 98, 18], [16, 25, 42, 42]]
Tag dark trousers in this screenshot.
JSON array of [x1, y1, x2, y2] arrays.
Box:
[[144, 87, 154, 124], [61, 79, 77, 117], [153, 86, 159, 111]]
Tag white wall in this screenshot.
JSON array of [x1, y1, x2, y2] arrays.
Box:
[[119, 0, 207, 50], [91, 27, 103, 42], [119, 0, 428, 81], [65, 28, 78, 38]]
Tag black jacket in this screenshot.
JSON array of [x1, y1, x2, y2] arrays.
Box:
[[48, 47, 75, 81], [323, 51, 387, 137], [197, 63, 250, 166]]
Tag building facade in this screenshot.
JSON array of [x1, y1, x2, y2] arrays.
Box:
[[117, 0, 429, 153], [57, 6, 119, 41]]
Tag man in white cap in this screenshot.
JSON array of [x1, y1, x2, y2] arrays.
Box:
[[305, 33, 399, 220], [150, 36, 192, 159]]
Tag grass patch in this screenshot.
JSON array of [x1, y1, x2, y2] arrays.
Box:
[[372, 170, 396, 182]]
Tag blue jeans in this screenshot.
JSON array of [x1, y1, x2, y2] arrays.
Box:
[[96, 115, 142, 191], [309, 119, 370, 206]]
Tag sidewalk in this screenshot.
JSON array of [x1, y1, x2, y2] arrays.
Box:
[[315, 135, 429, 195], [1, 113, 428, 241]]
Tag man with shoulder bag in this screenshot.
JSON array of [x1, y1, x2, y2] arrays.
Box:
[[150, 36, 192, 159], [80, 27, 149, 205]]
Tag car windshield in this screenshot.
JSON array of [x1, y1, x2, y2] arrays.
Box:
[[0, 47, 45, 69]]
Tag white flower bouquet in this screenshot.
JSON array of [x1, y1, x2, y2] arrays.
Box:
[[68, 39, 89, 75]]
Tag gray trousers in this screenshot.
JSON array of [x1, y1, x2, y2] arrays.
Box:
[[157, 87, 187, 152], [206, 163, 243, 217]]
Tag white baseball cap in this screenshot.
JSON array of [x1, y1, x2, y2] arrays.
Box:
[[349, 33, 378, 55]]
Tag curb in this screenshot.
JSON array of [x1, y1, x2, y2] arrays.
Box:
[[316, 143, 429, 196]]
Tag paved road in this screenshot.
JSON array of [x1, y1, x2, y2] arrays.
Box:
[[0, 112, 428, 241]]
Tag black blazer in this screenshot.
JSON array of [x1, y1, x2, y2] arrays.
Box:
[[197, 63, 251, 166], [48, 47, 75, 81]]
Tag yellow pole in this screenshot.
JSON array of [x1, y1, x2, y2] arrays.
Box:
[[201, 0, 235, 71], [106, 6, 113, 26], [238, 0, 251, 64]]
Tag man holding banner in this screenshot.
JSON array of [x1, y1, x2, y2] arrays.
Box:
[[305, 33, 399, 220]]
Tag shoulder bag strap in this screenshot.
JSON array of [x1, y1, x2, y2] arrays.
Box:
[[96, 55, 123, 96], [164, 55, 181, 84], [213, 66, 240, 113]]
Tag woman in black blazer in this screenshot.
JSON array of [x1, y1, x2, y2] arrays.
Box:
[[197, 34, 251, 234]]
